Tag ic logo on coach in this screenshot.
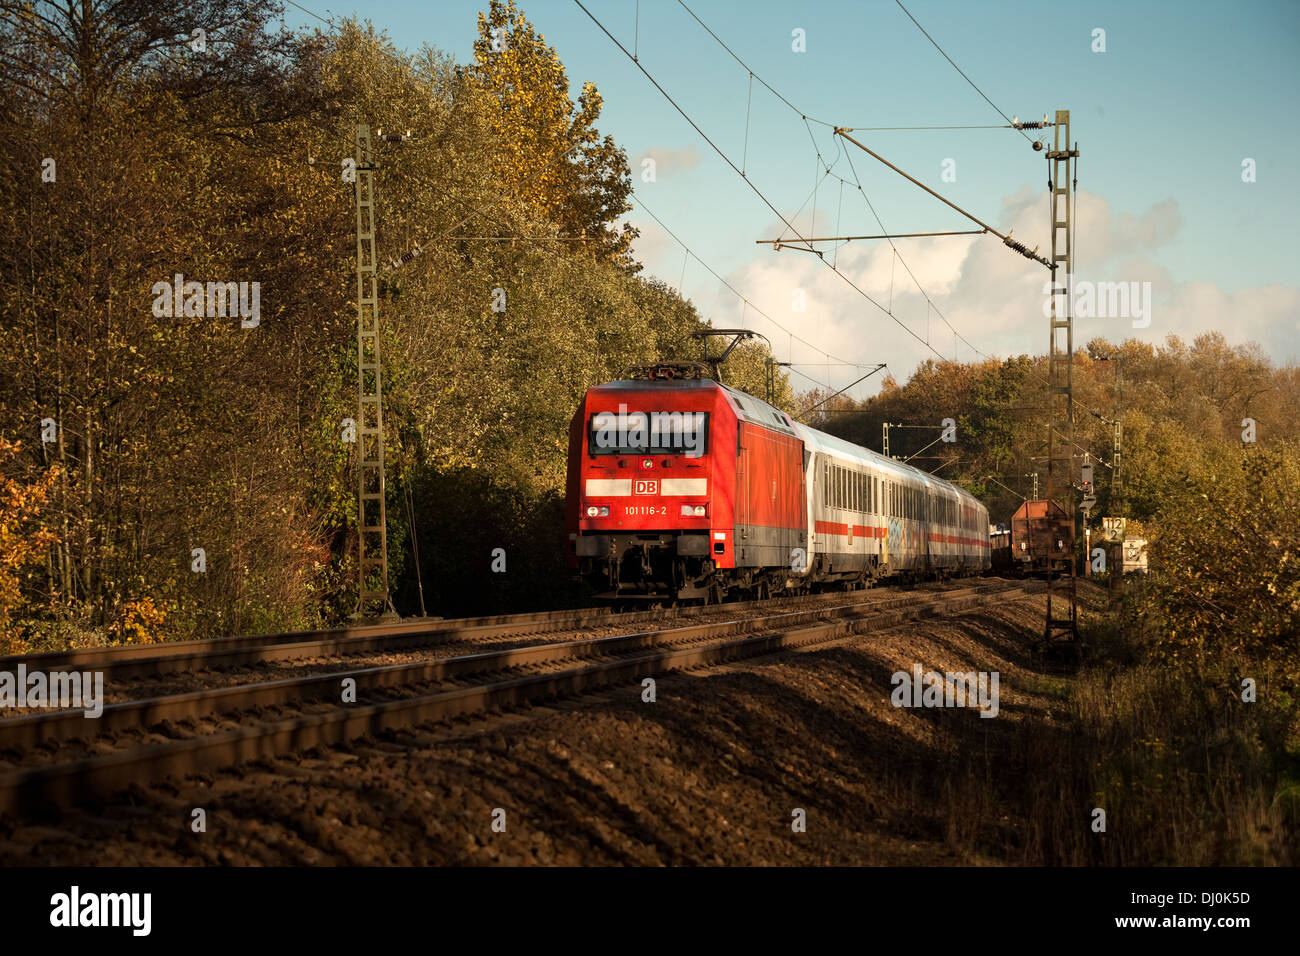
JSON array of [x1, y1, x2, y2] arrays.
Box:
[[634, 480, 658, 496]]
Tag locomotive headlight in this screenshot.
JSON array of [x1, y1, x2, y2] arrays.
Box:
[[641, 458, 654, 470], [586, 505, 610, 517], [681, 504, 707, 517]]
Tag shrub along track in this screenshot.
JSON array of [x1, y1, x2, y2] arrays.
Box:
[[0, 579, 1040, 816]]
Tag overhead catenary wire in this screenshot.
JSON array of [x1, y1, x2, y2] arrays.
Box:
[[284, 0, 333, 25], [583, 1, 1112, 453], [892, 0, 1035, 144], [572, 0, 973, 368], [652, 1, 1081, 374], [652, 0, 1115, 460], [630, 193, 870, 377], [983, 474, 1029, 502], [673, 0, 1029, 137], [796, 364, 887, 420]]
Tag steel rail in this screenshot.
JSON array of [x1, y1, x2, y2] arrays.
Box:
[[0, 581, 980, 682], [0, 582, 1042, 814], [0, 583, 1005, 750]]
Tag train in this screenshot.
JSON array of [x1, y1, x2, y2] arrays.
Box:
[[564, 365, 990, 603], [989, 499, 1074, 575]]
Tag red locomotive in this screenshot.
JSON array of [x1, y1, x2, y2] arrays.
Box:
[[565, 365, 990, 602]]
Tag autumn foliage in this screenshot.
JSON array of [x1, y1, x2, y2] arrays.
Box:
[[0, 440, 58, 653], [0, 1, 784, 645]]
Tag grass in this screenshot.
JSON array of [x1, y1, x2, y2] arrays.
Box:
[[938, 591, 1300, 865]]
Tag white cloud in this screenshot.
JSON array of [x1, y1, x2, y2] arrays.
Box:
[[681, 188, 1297, 398], [627, 216, 675, 272]]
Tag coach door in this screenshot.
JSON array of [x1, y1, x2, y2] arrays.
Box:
[[737, 433, 750, 538], [923, 488, 932, 572], [881, 478, 891, 566]]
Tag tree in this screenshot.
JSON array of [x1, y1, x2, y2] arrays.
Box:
[[471, 0, 636, 267]]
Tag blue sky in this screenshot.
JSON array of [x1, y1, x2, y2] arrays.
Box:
[[285, 0, 1300, 397]]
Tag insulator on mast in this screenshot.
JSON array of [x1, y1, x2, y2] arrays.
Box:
[[387, 243, 422, 271]]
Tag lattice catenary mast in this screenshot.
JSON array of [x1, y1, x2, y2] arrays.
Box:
[[352, 124, 398, 621], [1044, 110, 1080, 645]]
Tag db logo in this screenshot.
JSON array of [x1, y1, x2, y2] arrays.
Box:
[[633, 480, 658, 496]]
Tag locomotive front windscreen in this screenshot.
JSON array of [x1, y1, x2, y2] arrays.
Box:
[[587, 410, 710, 457]]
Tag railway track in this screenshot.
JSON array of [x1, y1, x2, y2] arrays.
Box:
[[0, 582, 969, 685], [0, 579, 1041, 815]]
